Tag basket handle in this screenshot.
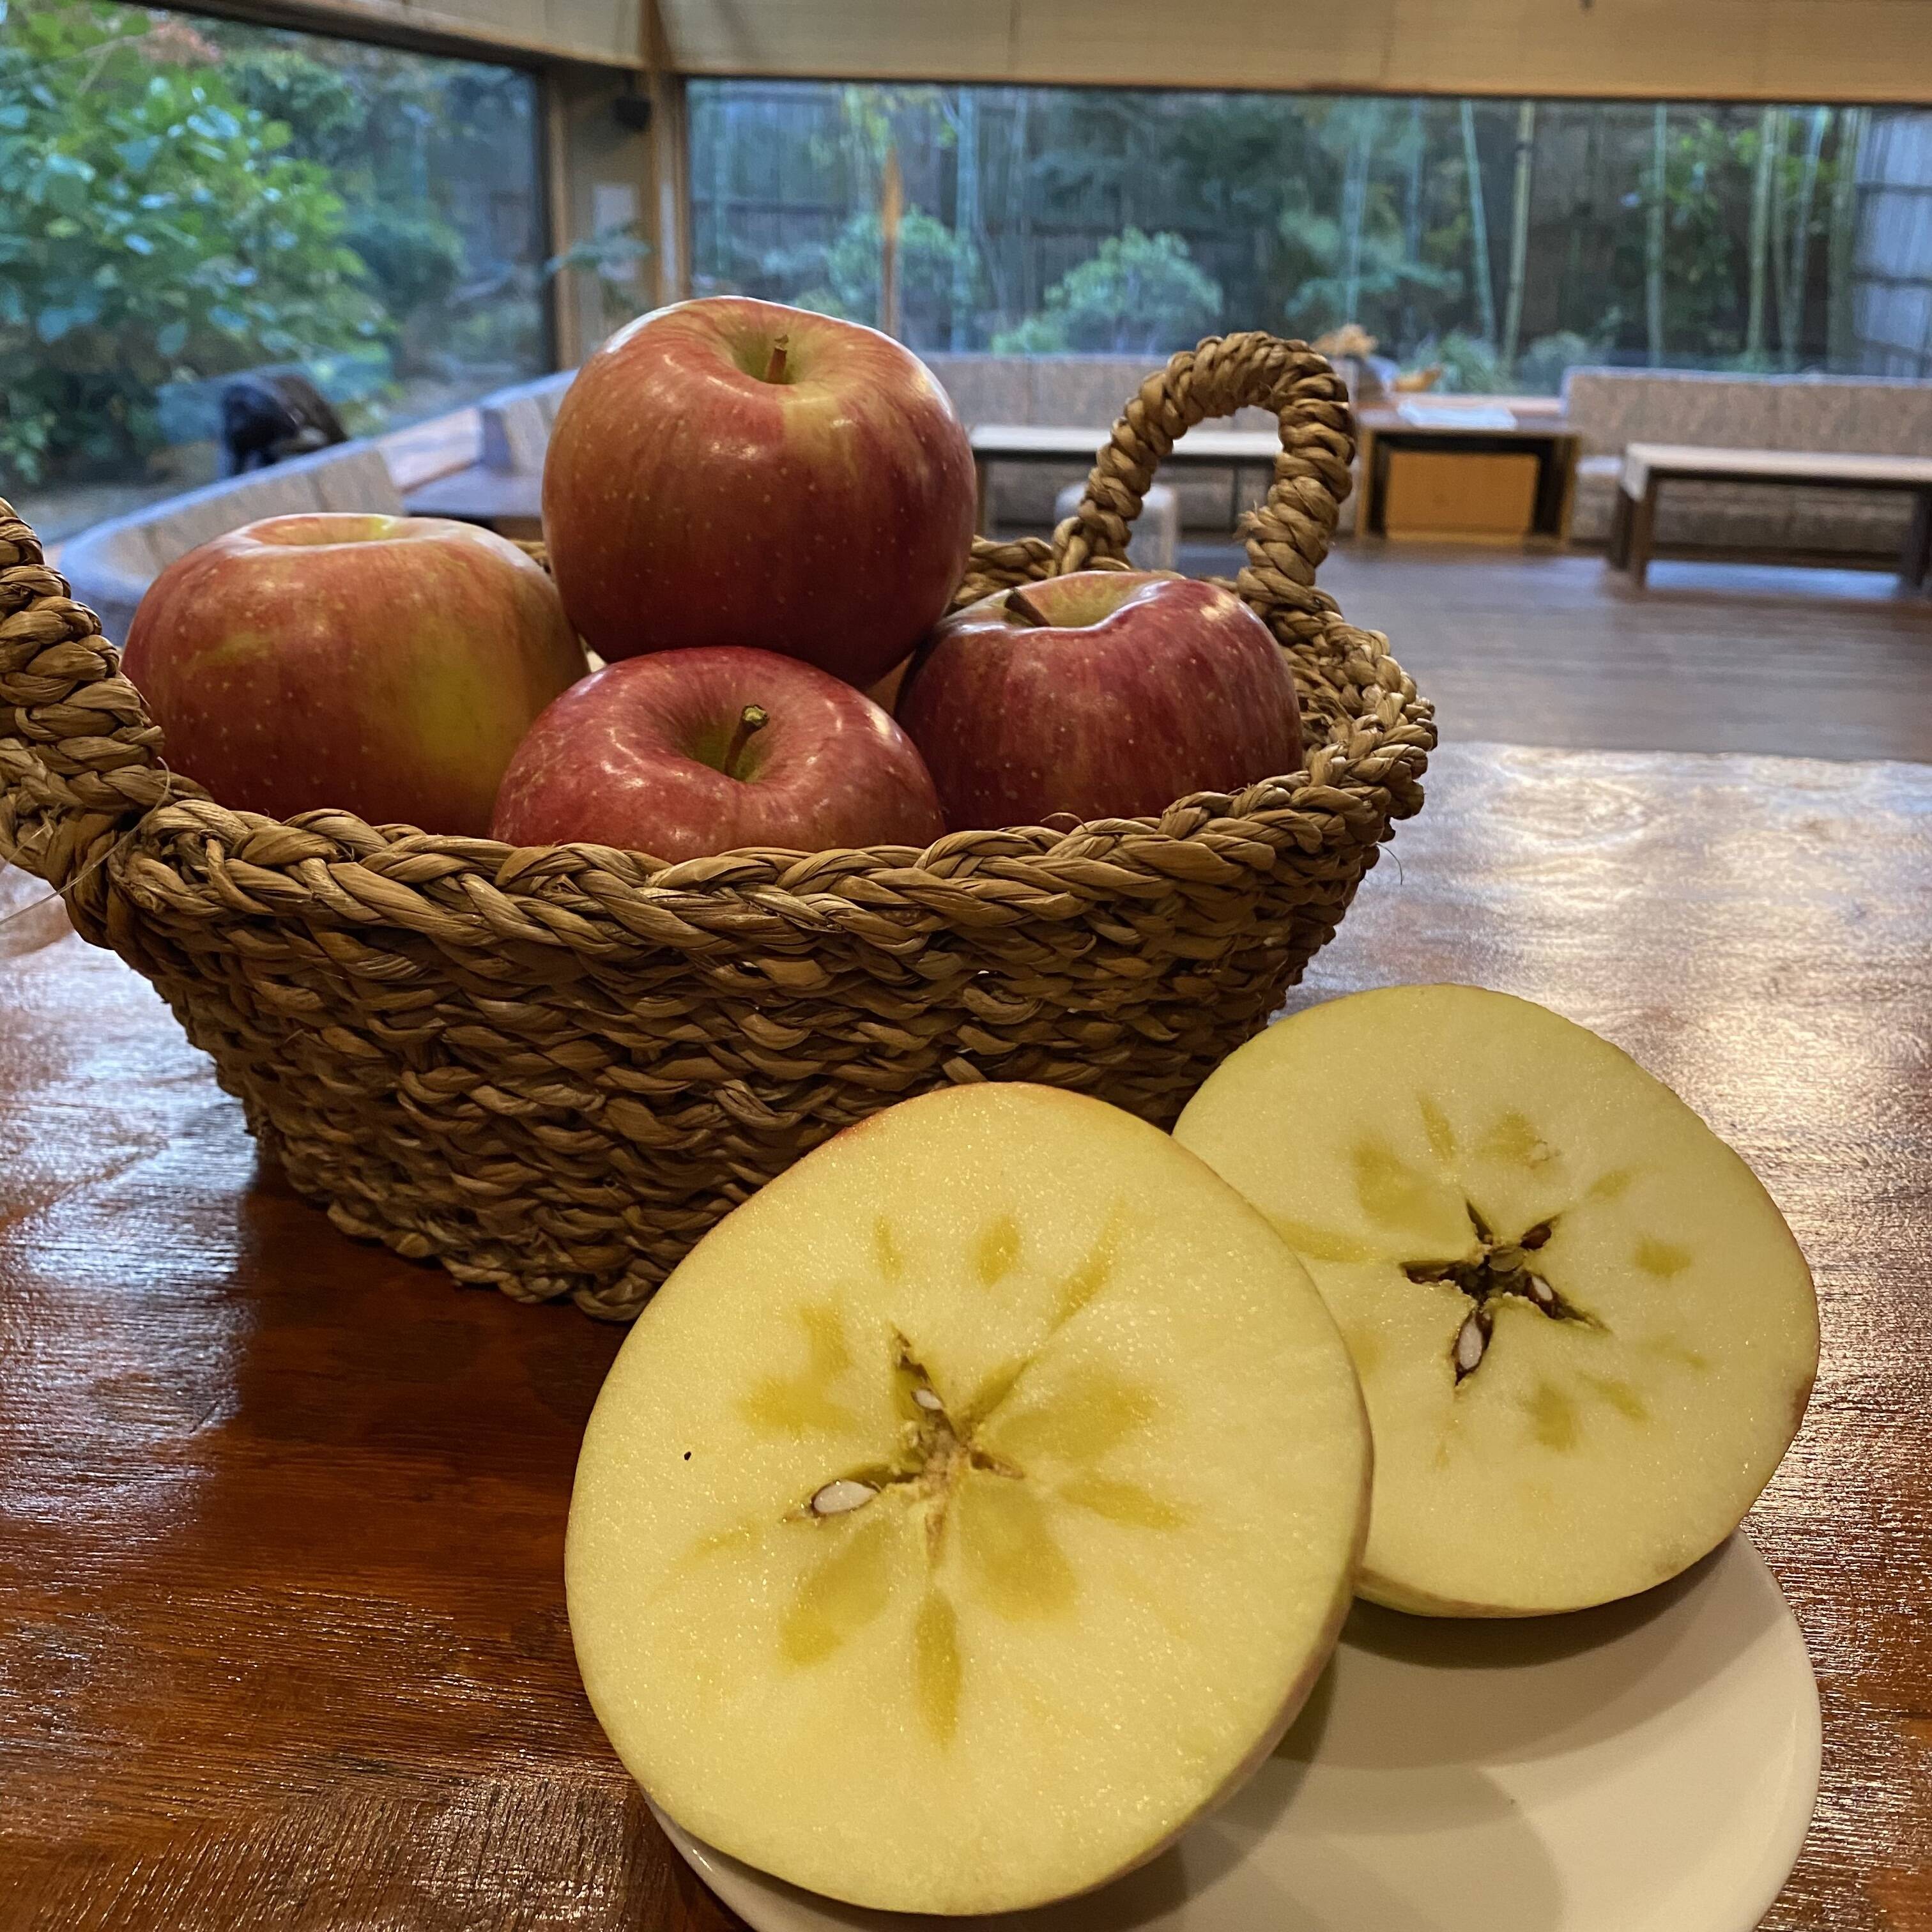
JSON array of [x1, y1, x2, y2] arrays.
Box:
[[0, 501, 178, 917], [1049, 331, 1356, 615]]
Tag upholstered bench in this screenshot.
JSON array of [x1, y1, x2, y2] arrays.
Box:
[[1564, 367, 1932, 562], [925, 353, 1346, 539]]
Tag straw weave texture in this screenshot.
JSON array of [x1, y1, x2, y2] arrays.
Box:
[[0, 332, 1434, 1317]]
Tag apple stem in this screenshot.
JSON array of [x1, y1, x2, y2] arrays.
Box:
[[764, 336, 790, 383], [723, 703, 769, 779], [1003, 586, 1052, 627]]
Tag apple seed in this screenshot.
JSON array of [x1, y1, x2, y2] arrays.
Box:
[[809, 1479, 878, 1517], [1454, 1314, 1487, 1377]]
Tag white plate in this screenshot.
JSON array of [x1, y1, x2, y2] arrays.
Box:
[[650, 1533, 1819, 1932]]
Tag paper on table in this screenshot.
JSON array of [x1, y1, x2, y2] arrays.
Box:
[[1397, 402, 1519, 429]]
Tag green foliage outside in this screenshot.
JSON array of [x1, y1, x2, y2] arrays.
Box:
[[771, 208, 979, 341], [2, 0, 546, 494], [990, 229, 1222, 355], [0, 1, 383, 484], [1425, 332, 1504, 395], [1510, 330, 1607, 394], [691, 82, 1871, 392], [547, 221, 655, 340], [215, 32, 539, 362], [1625, 108, 1841, 371]]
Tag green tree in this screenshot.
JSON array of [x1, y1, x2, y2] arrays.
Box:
[[0, 1, 384, 484], [1782, 107, 1828, 370], [1459, 100, 1498, 349], [992, 229, 1221, 354], [775, 206, 979, 344], [1276, 209, 1460, 341], [1645, 105, 1667, 365], [1513, 328, 1609, 394], [1500, 101, 1538, 376], [1745, 107, 1778, 366], [216, 33, 483, 354], [1826, 107, 1867, 367]]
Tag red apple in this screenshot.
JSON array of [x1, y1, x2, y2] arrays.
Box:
[[122, 514, 586, 835], [489, 647, 946, 863], [894, 571, 1306, 829], [541, 297, 976, 686]]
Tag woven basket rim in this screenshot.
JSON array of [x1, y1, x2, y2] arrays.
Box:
[[1, 330, 1435, 936]]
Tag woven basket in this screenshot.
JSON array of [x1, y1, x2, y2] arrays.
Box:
[[0, 330, 1434, 1318]]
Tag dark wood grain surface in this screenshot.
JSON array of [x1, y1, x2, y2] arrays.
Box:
[[2, 743, 1928, 1932]]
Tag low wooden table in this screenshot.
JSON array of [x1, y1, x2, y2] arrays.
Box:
[[3, 744, 1930, 1929], [401, 463, 542, 539], [1609, 443, 1932, 588], [1355, 405, 1578, 544], [968, 422, 1281, 533]]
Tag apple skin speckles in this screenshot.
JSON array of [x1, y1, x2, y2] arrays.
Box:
[[894, 571, 1304, 831], [541, 297, 975, 686]]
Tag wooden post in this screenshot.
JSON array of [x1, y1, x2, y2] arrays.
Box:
[[1903, 487, 1932, 591], [541, 70, 576, 369], [1608, 481, 1632, 569], [880, 144, 905, 338], [643, 0, 690, 307]]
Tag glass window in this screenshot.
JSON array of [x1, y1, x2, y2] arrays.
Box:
[[2, 1, 549, 539], [689, 81, 1932, 388]]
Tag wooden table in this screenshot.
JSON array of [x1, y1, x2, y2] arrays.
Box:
[[1609, 443, 1932, 588], [967, 422, 1282, 533], [1354, 405, 1579, 544], [401, 462, 543, 539], [3, 744, 1928, 1931]]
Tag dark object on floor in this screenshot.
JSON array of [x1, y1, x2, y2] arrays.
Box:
[[219, 372, 348, 476]]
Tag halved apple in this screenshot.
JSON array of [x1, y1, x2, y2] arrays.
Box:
[[1174, 984, 1819, 1618], [567, 1083, 1369, 1915]]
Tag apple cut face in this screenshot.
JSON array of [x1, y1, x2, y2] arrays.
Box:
[[1175, 985, 1819, 1618], [567, 1084, 1369, 1915]]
